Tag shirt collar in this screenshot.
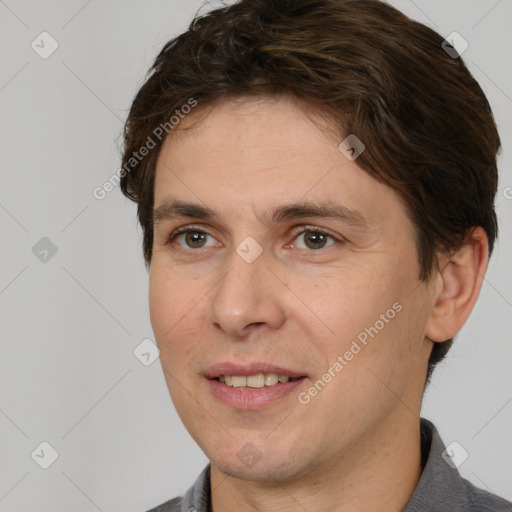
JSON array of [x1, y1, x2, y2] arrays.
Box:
[[403, 418, 472, 511]]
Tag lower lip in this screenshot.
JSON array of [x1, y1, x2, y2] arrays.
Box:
[[207, 378, 307, 409]]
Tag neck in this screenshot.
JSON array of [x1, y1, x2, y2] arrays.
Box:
[[211, 413, 423, 512]]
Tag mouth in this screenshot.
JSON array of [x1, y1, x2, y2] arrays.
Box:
[[214, 373, 305, 388], [204, 362, 309, 406], [205, 362, 307, 382]]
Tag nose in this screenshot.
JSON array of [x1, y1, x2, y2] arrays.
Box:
[[208, 247, 287, 338]]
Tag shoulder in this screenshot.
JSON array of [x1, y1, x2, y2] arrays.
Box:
[[406, 419, 512, 511], [462, 477, 512, 511], [144, 463, 211, 512], [145, 496, 183, 512]]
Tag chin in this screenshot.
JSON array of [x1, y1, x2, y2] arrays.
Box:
[[213, 460, 292, 483], [208, 443, 312, 484]]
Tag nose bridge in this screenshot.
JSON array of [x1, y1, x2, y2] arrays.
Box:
[[209, 241, 285, 336]]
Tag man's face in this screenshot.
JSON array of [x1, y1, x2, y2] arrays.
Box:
[[149, 96, 435, 482]]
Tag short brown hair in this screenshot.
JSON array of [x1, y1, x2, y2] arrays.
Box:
[[120, 0, 500, 383]]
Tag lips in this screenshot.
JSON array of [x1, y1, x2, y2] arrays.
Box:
[[203, 362, 308, 380], [206, 365, 309, 409]]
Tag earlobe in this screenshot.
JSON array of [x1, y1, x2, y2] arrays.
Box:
[[425, 227, 489, 343]]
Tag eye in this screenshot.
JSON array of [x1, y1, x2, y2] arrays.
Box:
[[165, 225, 340, 252], [291, 228, 338, 250], [167, 227, 218, 250]]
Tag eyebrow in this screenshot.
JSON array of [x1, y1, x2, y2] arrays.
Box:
[[153, 199, 373, 230]]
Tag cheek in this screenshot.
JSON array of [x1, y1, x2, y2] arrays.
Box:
[[301, 260, 425, 381], [148, 266, 209, 368], [149, 268, 192, 344], [337, 286, 430, 398], [299, 268, 399, 344], [148, 271, 172, 336]]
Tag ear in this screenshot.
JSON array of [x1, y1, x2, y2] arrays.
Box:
[[425, 227, 489, 342]]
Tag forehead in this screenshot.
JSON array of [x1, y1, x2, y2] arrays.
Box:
[[153, 96, 408, 230], [161, 95, 343, 156]]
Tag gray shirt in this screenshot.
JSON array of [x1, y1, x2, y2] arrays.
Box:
[[146, 418, 512, 511]]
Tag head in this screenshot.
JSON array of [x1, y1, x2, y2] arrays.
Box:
[[120, 0, 500, 482]]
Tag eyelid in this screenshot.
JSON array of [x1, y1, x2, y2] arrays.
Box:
[[166, 223, 343, 249], [289, 224, 340, 239], [170, 223, 209, 236]]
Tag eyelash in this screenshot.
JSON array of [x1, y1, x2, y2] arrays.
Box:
[[165, 225, 342, 251]]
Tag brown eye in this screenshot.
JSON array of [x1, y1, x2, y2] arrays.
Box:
[[167, 228, 217, 249], [183, 231, 208, 248], [293, 229, 337, 250]]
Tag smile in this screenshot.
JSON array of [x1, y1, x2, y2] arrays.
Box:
[[216, 373, 302, 388]]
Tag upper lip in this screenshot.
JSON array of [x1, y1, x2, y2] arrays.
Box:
[[204, 362, 308, 379]]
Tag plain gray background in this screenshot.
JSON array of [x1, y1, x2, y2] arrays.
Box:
[[0, 1, 511, 511]]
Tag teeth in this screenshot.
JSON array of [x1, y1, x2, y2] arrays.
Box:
[[265, 373, 279, 386], [231, 376, 247, 388], [217, 373, 296, 388], [246, 374, 265, 388]]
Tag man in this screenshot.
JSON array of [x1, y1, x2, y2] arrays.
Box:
[[120, 0, 512, 510]]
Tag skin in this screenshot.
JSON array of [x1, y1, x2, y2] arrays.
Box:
[[148, 95, 488, 512]]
